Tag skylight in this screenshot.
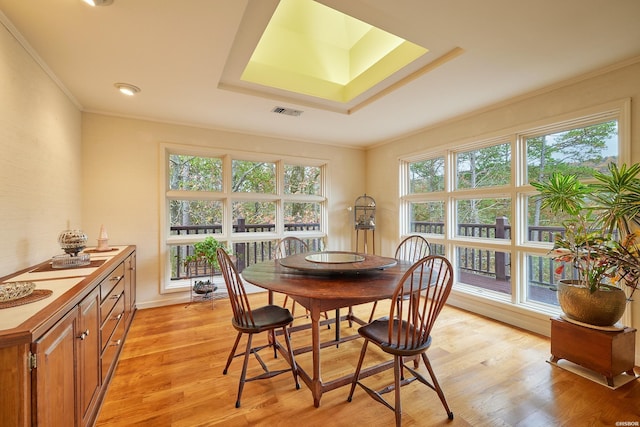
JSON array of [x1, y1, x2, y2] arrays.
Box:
[[241, 0, 429, 103]]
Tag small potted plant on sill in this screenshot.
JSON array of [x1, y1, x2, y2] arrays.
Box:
[[184, 236, 227, 295], [531, 162, 640, 327]]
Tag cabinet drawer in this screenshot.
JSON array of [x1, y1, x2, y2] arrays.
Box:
[[100, 279, 124, 325], [101, 316, 126, 382], [100, 262, 125, 301], [101, 295, 125, 351]]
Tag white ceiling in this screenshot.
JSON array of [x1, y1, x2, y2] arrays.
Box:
[[1, 0, 639, 149]]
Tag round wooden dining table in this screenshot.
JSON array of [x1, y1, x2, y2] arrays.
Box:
[[241, 251, 412, 407]]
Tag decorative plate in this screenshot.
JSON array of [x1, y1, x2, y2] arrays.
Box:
[[305, 252, 365, 264]]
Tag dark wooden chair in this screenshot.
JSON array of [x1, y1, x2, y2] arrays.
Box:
[[274, 237, 309, 318], [274, 237, 329, 325], [368, 235, 431, 322], [347, 255, 454, 426], [217, 248, 299, 408], [274, 236, 308, 259]]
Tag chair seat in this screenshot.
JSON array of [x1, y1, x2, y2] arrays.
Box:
[[359, 319, 432, 357], [232, 304, 294, 333]]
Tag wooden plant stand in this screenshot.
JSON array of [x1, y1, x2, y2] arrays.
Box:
[[550, 317, 637, 386]]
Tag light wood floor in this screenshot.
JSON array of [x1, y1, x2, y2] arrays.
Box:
[[96, 293, 640, 427]]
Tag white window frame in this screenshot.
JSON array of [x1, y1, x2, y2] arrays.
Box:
[[159, 143, 328, 293], [399, 98, 631, 322]]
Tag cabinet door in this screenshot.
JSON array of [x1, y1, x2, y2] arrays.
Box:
[[0, 344, 30, 426], [32, 308, 78, 427], [78, 287, 101, 427]]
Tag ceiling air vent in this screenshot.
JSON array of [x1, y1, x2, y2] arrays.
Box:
[[272, 106, 303, 117]]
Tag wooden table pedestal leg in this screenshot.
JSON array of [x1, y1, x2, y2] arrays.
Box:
[[310, 306, 323, 407]]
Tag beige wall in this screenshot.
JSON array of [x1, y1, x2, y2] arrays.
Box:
[[0, 22, 82, 274], [81, 114, 365, 307]]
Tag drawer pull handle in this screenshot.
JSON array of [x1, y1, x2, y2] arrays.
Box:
[[110, 293, 120, 300], [110, 275, 124, 282], [78, 329, 90, 340], [110, 339, 122, 347], [113, 313, 123, 321]]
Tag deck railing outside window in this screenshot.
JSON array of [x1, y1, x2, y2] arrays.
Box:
[[170, 219, 322, 280], [171, 218, 565, 298]]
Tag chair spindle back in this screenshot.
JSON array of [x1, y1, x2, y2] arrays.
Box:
[[217, 248, 255, 328], [394, 235, 431, 263], [274, 236, 308, 260], [388, 255, 453, 351]]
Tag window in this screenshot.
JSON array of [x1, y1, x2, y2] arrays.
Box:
[[232, 160, 276, 193], [170, 155, 223, 192], [523, 118, 620, 306], [455, 198, 511, 239], [526, 120, 619, 184], [400, 100, 628, 314], [456, 143, 511, 189], [409, 157, 445, 192], [232, 201, 276, 233], [452, 140, 512, 294], [410, 201, 445, 235], [457, 246, 511, 297], [161, 148, 327, 293], [402, 155, 446, 254], [285, 164, 321, 194]]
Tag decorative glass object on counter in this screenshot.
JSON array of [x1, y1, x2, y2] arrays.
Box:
[[54, 229, 90, 268], [52, 253, 91, 268], [58, 229, 88, 255]]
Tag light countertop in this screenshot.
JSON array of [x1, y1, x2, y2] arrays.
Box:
[[0, 246, 127, 330]]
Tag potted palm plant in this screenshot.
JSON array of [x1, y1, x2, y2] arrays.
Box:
[[531, 162, 640, 326]]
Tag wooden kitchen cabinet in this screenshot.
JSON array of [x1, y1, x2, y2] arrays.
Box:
[[32, 306, 78, 426], [32, 286, 101, 426], [0, 245, 136, 427]]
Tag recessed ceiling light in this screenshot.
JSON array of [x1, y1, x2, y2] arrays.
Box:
[[114, 83, 140, 96], [82, 0, 114, 6]]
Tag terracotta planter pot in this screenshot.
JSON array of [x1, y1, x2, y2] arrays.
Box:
[[557, 280, 627, 326]]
